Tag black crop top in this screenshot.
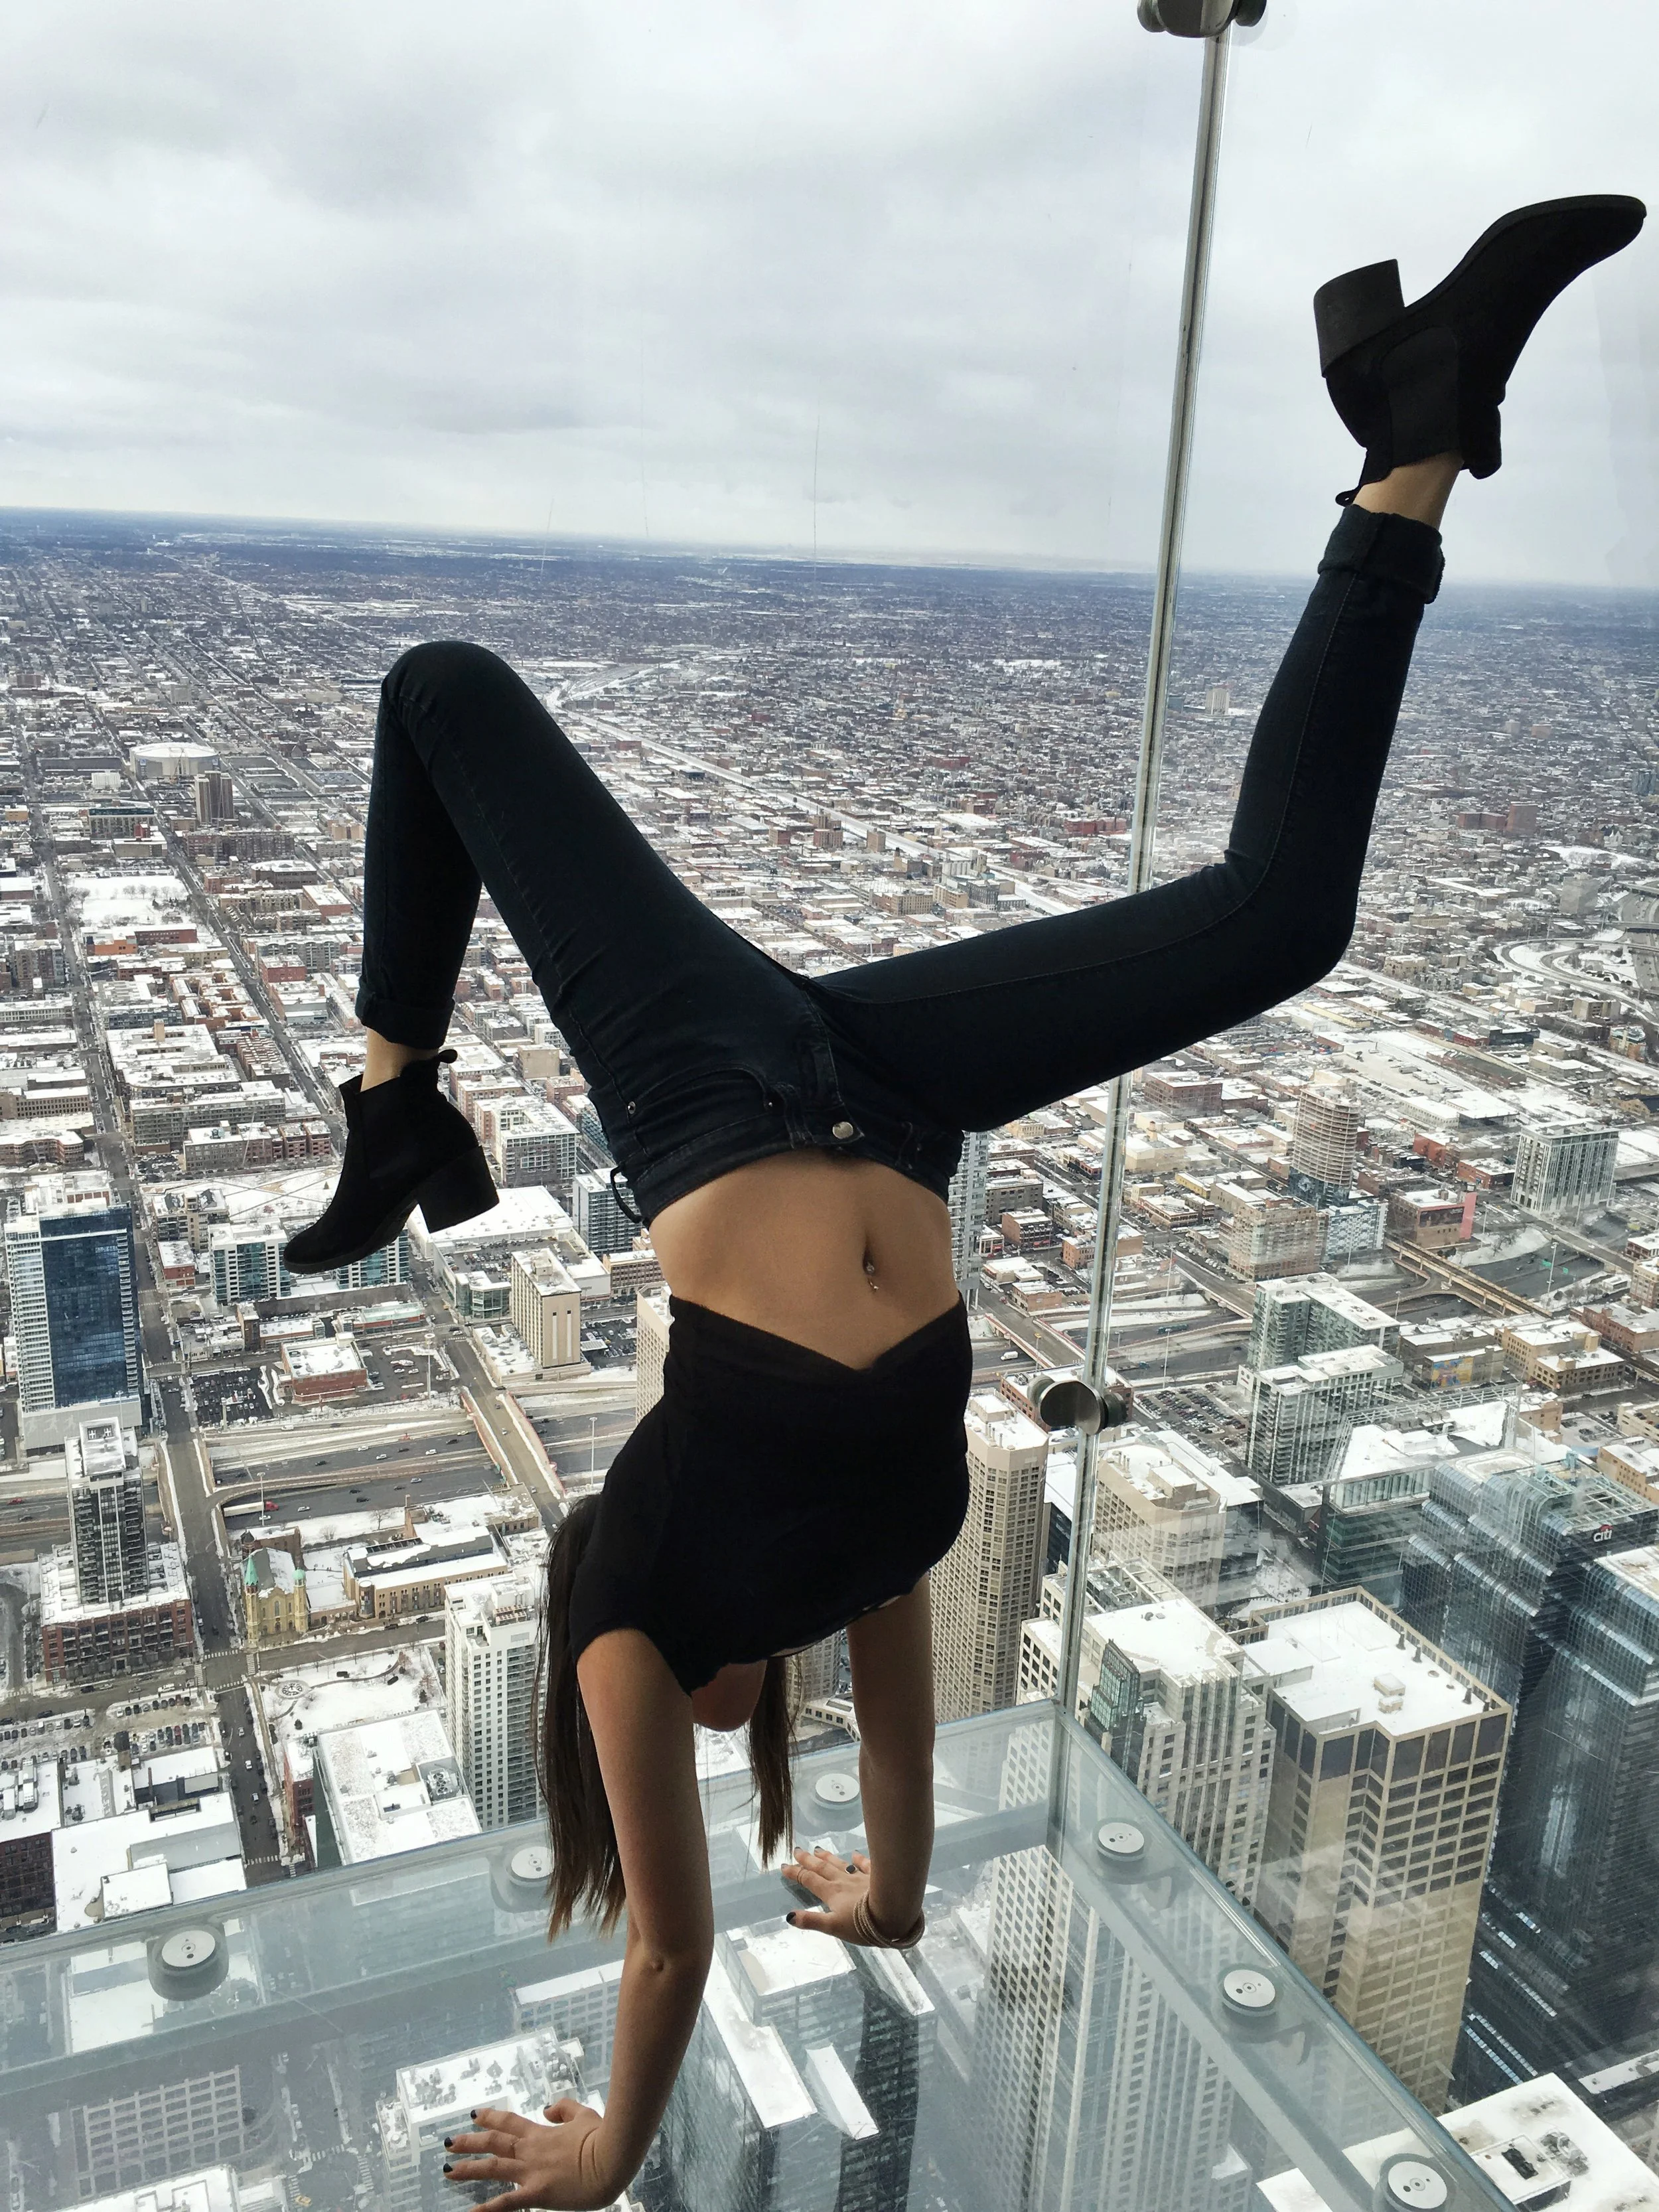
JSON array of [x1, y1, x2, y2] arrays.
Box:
[[568, 1294, 973, 1695]]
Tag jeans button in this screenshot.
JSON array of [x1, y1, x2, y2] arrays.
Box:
[[831, 1119, 856, 1142]]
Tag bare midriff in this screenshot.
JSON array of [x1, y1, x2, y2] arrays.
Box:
[[648, 1149, 960, 1370]]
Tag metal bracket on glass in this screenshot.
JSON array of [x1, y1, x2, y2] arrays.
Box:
[[147, 1923, 228, 2000], [1138, 0, 1263, 33], [1028, 1371, 1132, 1436], [1374, 2154, 1455, 2212]]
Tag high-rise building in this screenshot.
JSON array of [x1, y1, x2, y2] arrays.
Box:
[[488, 1099, 577, 1192], [1247, 1274, 1398, 1372], [1288, 1083, 1361, 1203], [1088, 1424, 1232, 1609], [66, 1416, 147, 1605], [572, 1169, 634, 1257], [946, 1126, 992, 1291], [1021, 1562, 1275, 1906], [445, 1572, 541, 1828], [1321, 1191, 1388, 1264], [1512, 1121, 1619, 1219], [312, 1711, 481, 1868], [193, 769, 235, 824], [70, 2070, 252, 2199], [634, 1288, 671, 1422], [1245, 1345, 1402, 1487], [1260, 2070, 1659, 2212], [1248, 1589, 1510, 2112], [966, 1715, 1254, 2212], [1226, 1204, 1328, 1280], [4, 1180, 144, 1449], [508, 1246, 581, 1371], [75, 2170, 286, 2212], [659, 1922, 922, 2212], [208, 1221, 406, 1305], [208, 1222, 285, 1307], [930, 1390, 1048, 1723], [1402, 1454, 1659, 2097]]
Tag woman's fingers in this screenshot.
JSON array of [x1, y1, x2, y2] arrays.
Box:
[[446, 2129, 517, 2160]]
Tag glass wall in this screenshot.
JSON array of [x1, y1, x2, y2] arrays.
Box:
[[1095, 0, 1659, 2147], [0, 1712, 1518, 2212]]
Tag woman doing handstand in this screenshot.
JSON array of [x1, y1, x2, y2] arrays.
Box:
[[283, 194, 1644, 2210]]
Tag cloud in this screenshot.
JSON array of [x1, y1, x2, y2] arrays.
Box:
[[1, 0, 1653, 581]]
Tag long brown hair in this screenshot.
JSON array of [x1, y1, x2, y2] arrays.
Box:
[[536, 1495, 802, 1939]]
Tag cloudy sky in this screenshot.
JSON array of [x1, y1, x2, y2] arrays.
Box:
[[4, 1, 1655, 583]]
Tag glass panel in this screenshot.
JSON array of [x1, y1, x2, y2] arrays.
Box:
[[0, 1711, 1511, 2212], [1108, 0, 1659, 2163]]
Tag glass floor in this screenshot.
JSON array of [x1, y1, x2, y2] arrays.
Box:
[[0, 1706, 1512, 2212]]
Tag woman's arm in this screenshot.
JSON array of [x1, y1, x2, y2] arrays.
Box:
[[447, 1629, 712, 2211], [787, 1580, 936, 1943]]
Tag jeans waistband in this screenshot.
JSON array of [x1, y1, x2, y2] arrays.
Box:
[[614, 1093, 963, 1225]]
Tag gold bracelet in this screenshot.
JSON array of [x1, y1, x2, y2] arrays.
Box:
[[852, 1893, 926, 1951]]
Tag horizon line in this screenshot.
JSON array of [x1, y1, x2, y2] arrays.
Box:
[[1, 500, 1652, 599]]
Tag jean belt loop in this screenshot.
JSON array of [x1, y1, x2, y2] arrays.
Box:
[[609, 1165, 644, 1224], [771, 1082, 812, 1144]]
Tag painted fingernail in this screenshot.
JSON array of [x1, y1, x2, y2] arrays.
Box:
[[786, 1912, 798, 1924], [443, 2137, 453, 2149], [442, 2165, 453, 2176], [469, 2110, 478, 2119]]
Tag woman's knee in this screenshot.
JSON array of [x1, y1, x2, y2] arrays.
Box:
[[381, 638, 515, 719], [1276, 902, 1355, 1000]]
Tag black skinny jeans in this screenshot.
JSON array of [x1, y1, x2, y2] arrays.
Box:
[[356, 504, 1443, 1224]]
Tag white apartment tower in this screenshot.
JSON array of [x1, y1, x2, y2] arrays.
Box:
[[1512, 1121, 1619, 1220], [1246, 1345, 1401, 1487], [1248, 1589, 1510, 2113], [947, 1127, 993, 1291], [1020, 1566, 1275, 1908], [634, 1288, 671, 1422], [931, 1390, 1048, 1723], [445, 1576, 541, 1828], [508, 1246, 581, 1371], [1090, 1424, 1231, 1610]]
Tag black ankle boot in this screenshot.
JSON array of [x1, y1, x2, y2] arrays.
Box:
[[283, 1049, 498, 1273], [1315, 194, 1645, 498]]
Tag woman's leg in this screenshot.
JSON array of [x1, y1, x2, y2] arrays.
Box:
[[354, 640, 814, 1134], [809, 468, 1454, 1134]]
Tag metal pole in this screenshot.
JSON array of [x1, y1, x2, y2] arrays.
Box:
[[1056, 23, 1232, 1723]]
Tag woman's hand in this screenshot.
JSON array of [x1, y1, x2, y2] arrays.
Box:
[[443, 2101, 618, 2212], [783, 1844, 879, 1942]]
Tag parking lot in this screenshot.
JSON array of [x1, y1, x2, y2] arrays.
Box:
[[192, 1364, 269, 1426]]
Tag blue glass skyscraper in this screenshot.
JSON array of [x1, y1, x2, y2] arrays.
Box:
[[4, 1193, 145, 1449], [1402, 1458, 1659, 2097]]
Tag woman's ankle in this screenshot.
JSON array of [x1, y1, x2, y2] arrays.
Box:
[[362, 1032, 445, 1090], [1350, 455, 1462, 529]]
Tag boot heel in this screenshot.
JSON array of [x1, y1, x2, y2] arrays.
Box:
[[415, 1147, 498, 1234], [1314, 259, 1406, 372]]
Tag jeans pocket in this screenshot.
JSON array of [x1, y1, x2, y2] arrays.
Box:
[[620, 1063, 777, 1170]]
